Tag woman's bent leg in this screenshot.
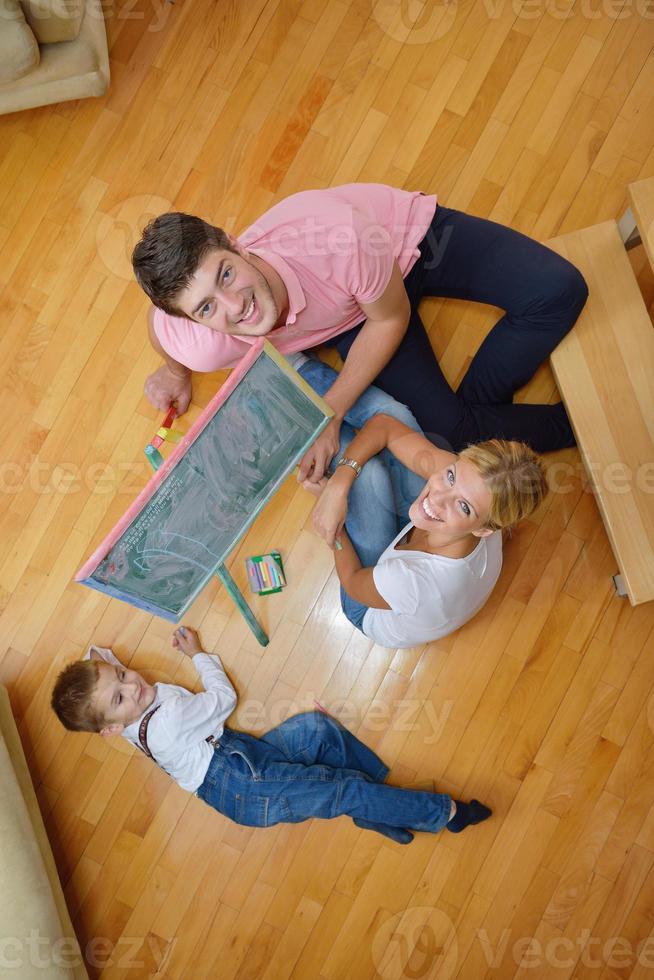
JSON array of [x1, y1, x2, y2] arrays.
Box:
[[337, 424, 397, 567], [297, 356, 422, 434], [336, 423, 397, 631]]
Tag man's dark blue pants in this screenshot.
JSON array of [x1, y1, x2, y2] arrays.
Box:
[[333, 206, 588, 453]]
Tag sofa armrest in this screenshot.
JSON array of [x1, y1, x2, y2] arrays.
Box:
[[0, 686, 88, 979]]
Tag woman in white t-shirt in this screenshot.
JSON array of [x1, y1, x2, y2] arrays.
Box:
[[307, 414, 547, 649]]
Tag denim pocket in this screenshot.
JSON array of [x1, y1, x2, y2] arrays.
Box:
[[228, 748, 258, 780], [234, 793, 291, 827]]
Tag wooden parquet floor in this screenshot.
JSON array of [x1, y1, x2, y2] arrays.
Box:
[[1, 1, 654, 977]]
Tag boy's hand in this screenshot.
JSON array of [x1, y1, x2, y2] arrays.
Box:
[[172, 626, 203, 657]]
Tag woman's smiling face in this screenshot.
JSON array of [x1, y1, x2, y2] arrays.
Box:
[[408, 456, 493, 539]]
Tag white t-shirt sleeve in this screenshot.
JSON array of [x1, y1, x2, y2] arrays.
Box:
[[190, 652, 237, 724], [154, 653, 237, 747], [373, 558, 434, 616]]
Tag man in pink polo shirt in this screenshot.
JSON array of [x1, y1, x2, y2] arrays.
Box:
[[133, 183, 587, 480]]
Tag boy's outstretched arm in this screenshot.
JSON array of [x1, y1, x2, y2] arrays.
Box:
[[170, 627, 238, 745]]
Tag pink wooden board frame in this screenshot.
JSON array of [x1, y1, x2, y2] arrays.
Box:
[[75, 340, 265, 583]]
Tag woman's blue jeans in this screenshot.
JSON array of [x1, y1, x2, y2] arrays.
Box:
[[297, 358, 426, 632], [196, 712, 451, 834]]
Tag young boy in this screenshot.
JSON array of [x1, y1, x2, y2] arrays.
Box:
[[51, 627, 491, 843]]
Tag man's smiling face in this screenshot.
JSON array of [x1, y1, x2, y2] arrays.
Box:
[[175, 245, 283, 336], [92, 661, 156, 735]]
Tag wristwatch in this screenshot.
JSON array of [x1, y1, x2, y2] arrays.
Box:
[[336, 456, 362, 478]]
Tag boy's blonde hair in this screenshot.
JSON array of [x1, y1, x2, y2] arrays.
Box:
[[459, 439, 547, 531], [51, 659, 105, 733]]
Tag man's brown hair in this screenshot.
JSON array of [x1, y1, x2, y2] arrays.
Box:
[[51, 659, 105, 733], [131, 212, 237, 316]]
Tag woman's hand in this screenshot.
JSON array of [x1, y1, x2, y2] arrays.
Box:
[[172, 626, 202, 657], [306, 476, 349, 549]]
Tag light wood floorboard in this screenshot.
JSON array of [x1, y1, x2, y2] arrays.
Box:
[[1, 1, 654, 977]]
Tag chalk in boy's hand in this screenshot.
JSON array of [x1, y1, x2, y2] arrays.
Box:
[[172, 626, 202, 657]]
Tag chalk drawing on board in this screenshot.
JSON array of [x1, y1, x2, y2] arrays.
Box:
[[75, 341, 332, 621]]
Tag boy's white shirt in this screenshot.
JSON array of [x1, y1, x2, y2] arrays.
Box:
[[84, 645, 237, 792]]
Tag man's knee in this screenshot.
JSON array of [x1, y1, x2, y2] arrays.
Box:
[[560, 261, 588, 311], [544, 257, 589, 317]]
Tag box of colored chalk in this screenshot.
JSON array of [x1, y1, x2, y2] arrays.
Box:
[[245, 551, 286, 596]]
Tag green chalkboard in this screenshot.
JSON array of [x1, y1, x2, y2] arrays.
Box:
[[76, 342, 332, 620]]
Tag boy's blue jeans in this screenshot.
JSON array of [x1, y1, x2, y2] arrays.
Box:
[[297, 357, 427, 632], [196, 712, 451, 834]]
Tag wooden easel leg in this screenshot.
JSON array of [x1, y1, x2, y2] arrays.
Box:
[[216, 563, 269, 646]]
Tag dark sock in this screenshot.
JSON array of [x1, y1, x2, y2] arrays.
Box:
[[446, 799, 492, 834], [353, 818, 414, 844]]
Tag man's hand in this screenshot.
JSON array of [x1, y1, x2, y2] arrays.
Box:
[[297, 418, 341, 483], [144, 365, 193, 415], [172, 626, 203, 657]]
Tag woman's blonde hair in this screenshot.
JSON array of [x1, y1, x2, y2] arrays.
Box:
[[459, 439, 547, 531]]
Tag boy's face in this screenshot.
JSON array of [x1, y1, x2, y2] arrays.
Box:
[[93, 662, 156, 736]]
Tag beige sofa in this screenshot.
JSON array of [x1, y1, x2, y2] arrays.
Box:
[[0, 0, 109, 116], [0, 685, 88, 979]]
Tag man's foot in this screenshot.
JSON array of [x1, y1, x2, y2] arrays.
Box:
[[446, 799, 492, 833]]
